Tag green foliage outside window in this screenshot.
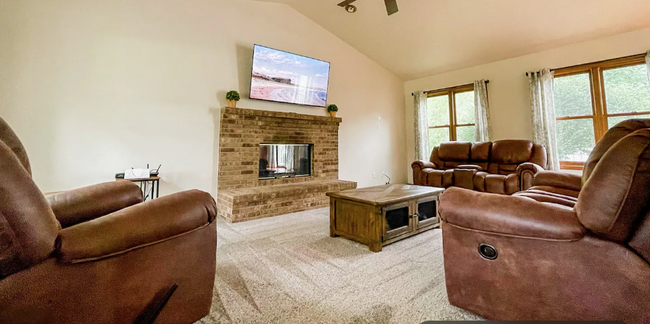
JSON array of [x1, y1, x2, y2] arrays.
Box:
[[554, 64, 650, 162], [426, 90, 477, 151]]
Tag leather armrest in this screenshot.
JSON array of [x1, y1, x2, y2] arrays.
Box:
[[57, 190, 216, 263], [517, 162, 545, 191], [411, 160, 438, 170], [46, 181, 144, 228], [439, 187, 585, 240], [516, 162, 544, 174], [533, 170, 582, 192], [456, 164, 483, 171]]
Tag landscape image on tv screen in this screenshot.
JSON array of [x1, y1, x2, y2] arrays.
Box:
[[250, 45, 330, 107]]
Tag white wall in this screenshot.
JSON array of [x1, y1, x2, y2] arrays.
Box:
[[404, 27, 650, 182], [0, 0, 407, 195]]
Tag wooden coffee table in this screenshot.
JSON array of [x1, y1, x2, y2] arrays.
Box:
[[327, 184, 444, 252]]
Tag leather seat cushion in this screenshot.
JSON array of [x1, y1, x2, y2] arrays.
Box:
[[514, 190, 577, 208], [528, 185, 580, 199]]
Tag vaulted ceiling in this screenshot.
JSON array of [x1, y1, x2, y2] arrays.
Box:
[[255, 0, 650, 80]]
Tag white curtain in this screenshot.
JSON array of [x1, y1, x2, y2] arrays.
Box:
[[473, 80, 491, 142], [269, 145, 295, 173], [414, 91, 430, 160], [528, 69, 560, 170], [646, 50, 650, 93]]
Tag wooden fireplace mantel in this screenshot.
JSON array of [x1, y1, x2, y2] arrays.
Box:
[[222, 107, 342, 123]]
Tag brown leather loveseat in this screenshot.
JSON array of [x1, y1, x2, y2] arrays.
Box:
[[0, 117, 217, 324], [438, 119, 650, 323], [412, 140, 547, 194]]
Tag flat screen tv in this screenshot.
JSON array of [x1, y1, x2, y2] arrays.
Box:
[[250, 44, 330, 107]]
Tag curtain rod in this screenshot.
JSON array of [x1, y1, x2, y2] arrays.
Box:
[[410, 80, 489, 96], [525, 52, 646, 77]]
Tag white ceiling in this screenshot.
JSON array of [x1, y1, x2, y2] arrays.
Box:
[[255, 0, 650, 80]]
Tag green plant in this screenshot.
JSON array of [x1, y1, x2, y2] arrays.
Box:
[[327, 104, 338, 112], [226, 90, 240, 101]]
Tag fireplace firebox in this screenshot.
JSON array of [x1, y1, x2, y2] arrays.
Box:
[[259, 144, 312, 179]]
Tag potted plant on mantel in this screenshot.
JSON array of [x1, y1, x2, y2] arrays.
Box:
[[327, 104, 338, 118], [226, 90, 240, 108]]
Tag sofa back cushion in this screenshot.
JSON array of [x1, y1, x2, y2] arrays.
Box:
[[0, 141, 59, 278], [0, 117, 31, 175], [470, 142, 491, 170], [438, 142, 471, 161], [576, 129, 650, 243], [486, 140, 533, 174]]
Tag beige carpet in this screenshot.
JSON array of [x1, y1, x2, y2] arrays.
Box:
[[197, 208, 482, 324]]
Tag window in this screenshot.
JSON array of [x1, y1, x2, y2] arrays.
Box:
[[553, 54, 650, 170], [426, 84, 477, 151]]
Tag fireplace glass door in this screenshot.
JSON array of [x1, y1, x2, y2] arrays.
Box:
[[259, 144, 312, 179]]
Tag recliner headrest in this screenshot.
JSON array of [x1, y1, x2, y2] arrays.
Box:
[[576, 128, 650, 243], [490, 140, 533, 164], [583, 119, 650, 183], [438, 142, 471, 161]]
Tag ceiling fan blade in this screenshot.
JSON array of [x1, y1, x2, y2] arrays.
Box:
[[384, 0, 398, 15], [337, 0, 357, 7]]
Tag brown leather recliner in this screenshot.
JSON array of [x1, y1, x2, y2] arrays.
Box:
[[516, 119, 650, 207], [412, 140, 547, 194], [439, 121, 650, 322], [0, 118, 217, 324]]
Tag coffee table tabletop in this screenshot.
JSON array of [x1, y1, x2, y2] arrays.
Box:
[[326, 184, 444, 206]]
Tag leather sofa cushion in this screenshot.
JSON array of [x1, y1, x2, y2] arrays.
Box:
[[576, 129, 650, 242], [438, 142, 471, 161], [485, 174, 507, 194], [530, 144, 549, 168], [470, 142, 491, 161], [491, 140, 533, 164], [442, 161, 463, 169], [0, 142, 59, 278], [453, 169, 477, 190], [528, 185, 580, 199], [498, 164, 518, 174], [514, 190, 577, 208]]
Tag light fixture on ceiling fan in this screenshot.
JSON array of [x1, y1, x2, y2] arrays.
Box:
[[337, 0, 399, 16]]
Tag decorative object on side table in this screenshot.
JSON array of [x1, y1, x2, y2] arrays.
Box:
[[115, 164, 162, 200], [327, 184, 444, 252], [327, 104, 338, 118], [226, 90, 240, 108]]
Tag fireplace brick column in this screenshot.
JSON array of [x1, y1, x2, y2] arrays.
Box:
[[218, 107, 343, 190], [216, 107, 356, 222]]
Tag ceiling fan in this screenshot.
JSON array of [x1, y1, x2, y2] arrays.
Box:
[[337, 0, 399, 16]]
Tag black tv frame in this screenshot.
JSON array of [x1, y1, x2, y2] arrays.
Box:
[[248, 44, 331, 108]]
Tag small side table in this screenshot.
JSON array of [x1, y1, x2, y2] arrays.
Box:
[[117, 176, 160, 200]]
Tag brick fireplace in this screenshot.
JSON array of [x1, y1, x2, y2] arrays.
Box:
[[216, 107, 356, 222]]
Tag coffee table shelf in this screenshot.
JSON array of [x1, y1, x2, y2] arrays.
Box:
[[327, 184, 444, 252]]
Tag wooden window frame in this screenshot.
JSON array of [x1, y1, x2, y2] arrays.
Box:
[[554, 54, 649, 170], [426, 83, 476, 145]]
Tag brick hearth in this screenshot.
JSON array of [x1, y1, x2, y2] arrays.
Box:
[[217, 107, 357, 222]]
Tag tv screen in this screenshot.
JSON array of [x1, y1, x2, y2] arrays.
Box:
[[250, 44, 330, 107]]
